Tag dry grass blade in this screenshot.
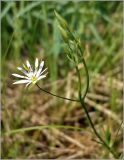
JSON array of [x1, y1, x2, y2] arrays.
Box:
[[52, 129, 86, 150], [85, 97, 122, 124]]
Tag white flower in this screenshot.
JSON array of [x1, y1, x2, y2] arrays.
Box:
[[12, 58, 48, 87]]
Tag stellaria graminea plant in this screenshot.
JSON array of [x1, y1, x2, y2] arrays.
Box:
[[12, 11, 119, 159]]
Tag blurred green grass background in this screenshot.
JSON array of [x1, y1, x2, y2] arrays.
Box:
[[2, 1, 122, 80], [1, 1, 123, 159]]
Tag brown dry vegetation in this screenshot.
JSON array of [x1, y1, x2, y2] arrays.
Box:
[[2, 62, 122, 159]]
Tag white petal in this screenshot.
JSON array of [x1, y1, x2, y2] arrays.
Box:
[[36, 61, 45, 77], [17, 67, 22, 70], [26, 60, 31, 68], [34, 58, 39, 75], [37, 75, 46, 81], [36, 69, 42, 77], [17, 67, 28, 76], [35, 58, 38, 69], [39, 61, 44, 70], [40, 68, 48, 75], [12, 73, 28, 79], [26, 60, 32, 72], [25, 82, 31, 87], [28, 72, 33, 78], [13, 79, 31, 84], [36, 68, 48, 78]]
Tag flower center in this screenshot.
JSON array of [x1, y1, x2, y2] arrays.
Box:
[[31, 75, 37, 83]]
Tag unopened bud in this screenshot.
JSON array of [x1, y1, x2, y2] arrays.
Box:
[[58, 25, 68, 43], [54, 10, 68, 29]]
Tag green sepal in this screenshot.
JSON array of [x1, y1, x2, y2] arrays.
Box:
[[23, 64, 29, 71]]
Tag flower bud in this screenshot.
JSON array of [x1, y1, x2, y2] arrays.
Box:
[[58, 25, 68, 43], [54, 10, 68, 29]]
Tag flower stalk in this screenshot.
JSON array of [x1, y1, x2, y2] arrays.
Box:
[[36, 83, 79, 102]]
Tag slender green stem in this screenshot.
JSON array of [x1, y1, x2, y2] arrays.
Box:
[[75, 65, 82, 100], [3, 32, 14, 60], [36, 83, 79, 102], [81, 58, 89, 100], [5, 125, 84, 136], [80, 100, 118, 158]]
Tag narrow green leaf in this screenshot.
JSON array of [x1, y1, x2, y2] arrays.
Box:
[[1, 2, 13, 19], [16, 1, 42, 18]]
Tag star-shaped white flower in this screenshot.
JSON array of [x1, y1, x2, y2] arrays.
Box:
[[12, 58, 48, 87]]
